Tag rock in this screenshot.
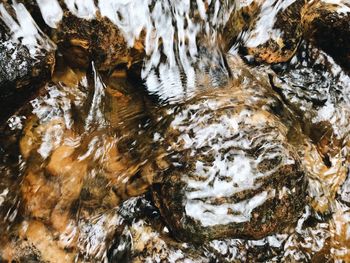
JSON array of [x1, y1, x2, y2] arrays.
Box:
[[8, 0, 144, 71], [224, 0, 305, 64], [151, 58, 307, 243], [339, 173, 350, 205], [0, 220, 76, 263], [222, 0, 262, 51], [21, 170, 60, 221], [302, 0, 350, 71], [51, 12, 143, 70], [18, 220, 76, 263], [0, 2, 55, 122], [270, 41, 350, 157], [109, 197, 214, 263]]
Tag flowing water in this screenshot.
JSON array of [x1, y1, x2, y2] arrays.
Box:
[[0, 0, 350, 262]]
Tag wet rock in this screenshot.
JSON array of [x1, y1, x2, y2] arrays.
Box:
[[339, 174, 350, 205], [227, 0, 305, 64], [51, 12, 143, 70], [302, 0, 350, 71], [12, 66, 156, 261], [0, 236, 45, 263], [12, 0, 145, 70], [222, 0, 262, 51], [122, 219, 212, 263], [270, 42, 350, 155], [269, 43, 349, 214], [18, 220, 76, 263], [330, 201, 350, 261], [0, 220, 76, 263], [0, 2, 55, 122], [109, 197, 214, 263], [21, 170, 60, 221], [112, 195, 293, 262], [151, 58, 307, 243]]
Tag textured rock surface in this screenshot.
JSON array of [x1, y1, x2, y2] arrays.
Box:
[[0, 2, 55, 122], [302, 0, 350, 71], [51, 12, 143, 70], [1, 0, 350, 261], [152, 58, 308, 243], [224, 0, 305, 64]]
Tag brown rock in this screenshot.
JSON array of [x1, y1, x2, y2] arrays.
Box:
[[19, 220, 76, 263], [223, 0, 305, 63], [151, 63, 307, 242], [246, 0, 305, 63], [302, 0, 350, 71], [52, 12, 143, 70], [21, 170, 60, 221]]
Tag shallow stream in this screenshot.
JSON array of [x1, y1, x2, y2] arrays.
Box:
[[0, 0, 350, 262]]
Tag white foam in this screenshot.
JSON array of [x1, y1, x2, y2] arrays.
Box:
[[243, 0, 297, 48], [37, 121, 64, 159], [185, 154, 261, 199], [98, 0, 151, 47], [238, 0, 255, 8], [186, 190, 275, 226], [321, 0, 350, 14], [64, 0, 97, 19], [78, 212, 121, 260], [0, 188, 9, 206], [315, 101, 335, 122], [84, 63, 107, 131], [7, 115, 26, 130], [0, 2, 54, 56], [36, 0, 63, 28]]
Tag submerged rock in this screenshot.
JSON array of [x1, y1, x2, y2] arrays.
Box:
[[1, 0, 349, 261], [151, 57, 308, 243], [51, 12, 144, 70], [1, 65, 154, 261], [224, 0, 305, 64], [110, 197, 213, 263], [11, 0, 143, 70], [302, 0, 350, 71], [271, 41, 350, 156]]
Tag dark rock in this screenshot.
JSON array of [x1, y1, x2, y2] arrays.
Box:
[[302, 0, 350, 71], [339, 173, 350, 205], [0, 2, 55, 122], [51, 12, 143, 70]]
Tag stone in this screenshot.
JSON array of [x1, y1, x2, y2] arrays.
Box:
[[0, 2, 55, 122], [151, 59, 308, 243], [302, 0, 350, 71]]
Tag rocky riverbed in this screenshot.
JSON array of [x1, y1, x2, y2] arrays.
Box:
[[0, 0, 350, 262]]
